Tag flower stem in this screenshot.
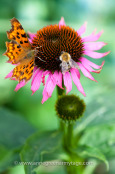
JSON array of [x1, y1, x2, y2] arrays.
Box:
[[56, 85, 86, 174], [66, 122, 73, 148], [57, 85, 65, 96], [57, 85, 65, 131], [56, 85, 76, 174]]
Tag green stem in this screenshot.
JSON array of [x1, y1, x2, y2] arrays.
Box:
[[56, 85, 86, 174], [59, 120, 65, 131], [57, 84, 65, 96], [66, 122, 73, 148], [57, 85, 76, 174], [57, 85, 65, 131]]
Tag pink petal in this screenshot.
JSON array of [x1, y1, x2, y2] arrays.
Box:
[[33, 66, 38, 73], [57, 72, 63, 88], [41, 89, 49, 104], [80, 57, 105, 73], [84, 50, 110, 59], [59, 17, 66, 30], [77, 62, 97, 81], [6, 60, 15, 64], [28, 32, 36, 43], [5, 69, 13, 79], [63, 72, 72, 94], [88, 60, 105, 69], [77, 21, 87, 36], [73, 68, 80, 79], [70, 68, 86, 96], [42, 70, 50, 86], [82, 30, 104, 42], [84, 42, 107, 51], [82, 63, 94, 72], [28, 38, 32, 43], [31, 69, 41, 86], [80, 58, 94, 72], [31, 69, 43, 94], [53, 71, 63, 88], [81, 61, 105, 73], [46, 74, 57, 97], [14, 80, 26, 91], [28, 32, 36, 40], [41, 74, 53, 104]]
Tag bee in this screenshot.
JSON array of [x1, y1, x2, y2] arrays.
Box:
[[59, 51, 78, 74]]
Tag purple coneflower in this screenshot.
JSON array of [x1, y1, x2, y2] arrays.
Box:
[[5, 17, 110, 103]]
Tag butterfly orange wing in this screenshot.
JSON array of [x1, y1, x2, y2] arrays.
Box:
[[12, 59, 34, 82], [4, 41, 26, 64], [7, 18, 31, 49], [4, 18, 35, 82]]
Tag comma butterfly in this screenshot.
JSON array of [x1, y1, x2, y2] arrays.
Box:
[[3, 18, 35, 82]]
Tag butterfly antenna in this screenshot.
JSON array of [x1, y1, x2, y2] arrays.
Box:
[[37, 50, 44, 53], [38, 56, 46, 63], [35, 47, 46, 62], [36, 46, 42, 49]]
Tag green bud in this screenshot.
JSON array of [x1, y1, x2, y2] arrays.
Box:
[[55, 94, 86, 121]]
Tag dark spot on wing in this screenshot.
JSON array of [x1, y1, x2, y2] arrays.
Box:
[[24, 40, 28, 43], [21, 33, 27, 38], [17, 45, 21, 48], [17, 35, 20, 39], [20, 41, 23, 44]]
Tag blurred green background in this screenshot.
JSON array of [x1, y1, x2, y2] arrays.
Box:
[[0, 0, 115, 174]]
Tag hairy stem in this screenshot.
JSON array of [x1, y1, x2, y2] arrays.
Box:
[[57, 85, 76, 174]]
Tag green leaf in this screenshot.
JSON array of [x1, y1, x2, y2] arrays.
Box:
[[78, 125, 115, 158], [77, 145, 109, 170], [21, 130, 62, 174], [0, 147, 20, 172], [0, 107, 35, 172], [0, 107, 35, 149], [74, 89, 115, 134]]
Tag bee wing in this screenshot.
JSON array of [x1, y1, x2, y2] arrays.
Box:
[[70, 59, 79, 69]]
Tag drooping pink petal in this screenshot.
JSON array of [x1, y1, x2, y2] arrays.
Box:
[[46, 73, 57, 97], [82, 63, 94, 72], [31, 69, 43, 94], [53, 71, 63, 88], [81, 61, 104, 73], [28, 32, 36, 40], [6, 60, 16, 64], [57, 71, 63, 88], [80, 57, 105, 73], [84, 42, 107, 51], [5, 69, 13, 79], [70, 68, 86, 96], [14, 80, 26, 91], [80, 57, 95, 72], [63, 72, 72, 94], [84, 50, 110, 59], [42, 73, 53, 104], [77, 62, 97, 81], [42, 70, 50, 86], [31, 69, 40, 86], [33, 66, 37, 73], [41, 89, 49, 104], [73, 67, 80, 79], [82, 30, 104, 42], [77, 21, 87, 36], [28, 32, 36, 43], [28, 38, 32, 43], [59, 17, 66, 30], [42, 72, 58, 104]]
